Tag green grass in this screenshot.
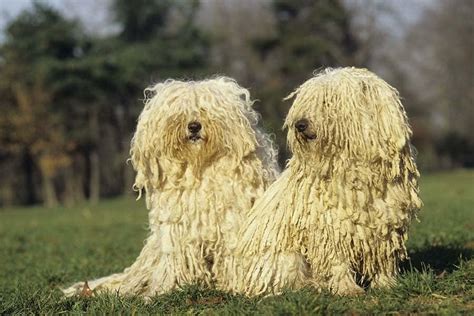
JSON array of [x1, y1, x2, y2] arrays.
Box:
[[1, 170, 473, 314]]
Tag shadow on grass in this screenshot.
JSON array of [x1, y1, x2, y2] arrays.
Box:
[[402, 245, 473, 273]]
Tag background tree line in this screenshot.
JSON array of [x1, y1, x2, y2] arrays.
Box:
[[0, 0, 472, 207]]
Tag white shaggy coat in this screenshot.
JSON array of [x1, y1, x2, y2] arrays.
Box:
[[63, 77, 279, 298], [227, 68, 422, 296]]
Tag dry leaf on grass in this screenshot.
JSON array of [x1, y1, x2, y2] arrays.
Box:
[[79, 281, 93, 298]]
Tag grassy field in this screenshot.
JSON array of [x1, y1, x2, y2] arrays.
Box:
[[0, 170, 473, 314]]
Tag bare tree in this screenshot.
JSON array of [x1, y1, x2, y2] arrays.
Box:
[[401, 0, 474, 167], [196, 0, 276, 85]]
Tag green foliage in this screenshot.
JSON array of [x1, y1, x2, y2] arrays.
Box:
[[112, 0, 171, 42], [0, 0, 209, 206], [271, 0, 357, 82], [0, 171, 472, 314], [250, 0, 359, 162], [2, 2, 78, 64]]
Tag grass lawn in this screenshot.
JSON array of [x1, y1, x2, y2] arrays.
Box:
[[0, 170, 473, 314]]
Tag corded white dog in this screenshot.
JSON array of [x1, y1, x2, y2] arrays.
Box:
[[63, 77, 279, 298], [228, 68, 422, 296]]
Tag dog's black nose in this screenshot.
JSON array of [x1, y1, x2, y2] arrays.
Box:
[[295, 119, 308, 132], [188, 121, 202, 134]]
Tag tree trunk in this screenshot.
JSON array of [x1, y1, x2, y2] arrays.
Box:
[[38, 153, 58, 208], [41, 171, 58, 208], [88, 107, 100, 204], [63, 167, 75, 207], [74, 155, 86, 203], [0, 177, 14, 207], [63, 164, 84, 207], [23, 151, 36, 204], [113, 104, 135, 195], [88, 150, 100, 204], [63, 154, 86, 206]]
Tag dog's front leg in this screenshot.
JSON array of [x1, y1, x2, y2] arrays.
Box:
[[327, 261, 364, 296], [143, 223, 213, 297], [229, 250, 308, 296], [140, 223, 182, 296], [370, 241, 398, 289], [371, 272, 396, 289]]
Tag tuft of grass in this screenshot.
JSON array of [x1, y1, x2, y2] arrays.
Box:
[[1, 170, 473, 314]]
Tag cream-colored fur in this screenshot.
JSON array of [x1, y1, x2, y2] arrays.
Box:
[[63, 77, 279, 298], [228, 67, 422, 296]]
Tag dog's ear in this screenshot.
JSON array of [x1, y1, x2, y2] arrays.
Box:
[[222, 108, 259, 162], [358, 77, 417, 180], [129, 131, 161, 208], [237, 129, 257, 159], [363, 82, 411, 154]]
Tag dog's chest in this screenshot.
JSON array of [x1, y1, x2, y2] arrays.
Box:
[[149, 175, 253, 242]]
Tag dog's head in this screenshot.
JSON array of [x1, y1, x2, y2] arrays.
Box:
[[130, 77, 266, 192], [284, 67, 413, 164]]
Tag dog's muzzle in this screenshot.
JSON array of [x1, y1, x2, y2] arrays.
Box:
[[295, 119, 316, 140]]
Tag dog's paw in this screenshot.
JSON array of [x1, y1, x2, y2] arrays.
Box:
[[330, 277, 365, 296], [371, 273, 396, 289], [333, 284, 365, 296]]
